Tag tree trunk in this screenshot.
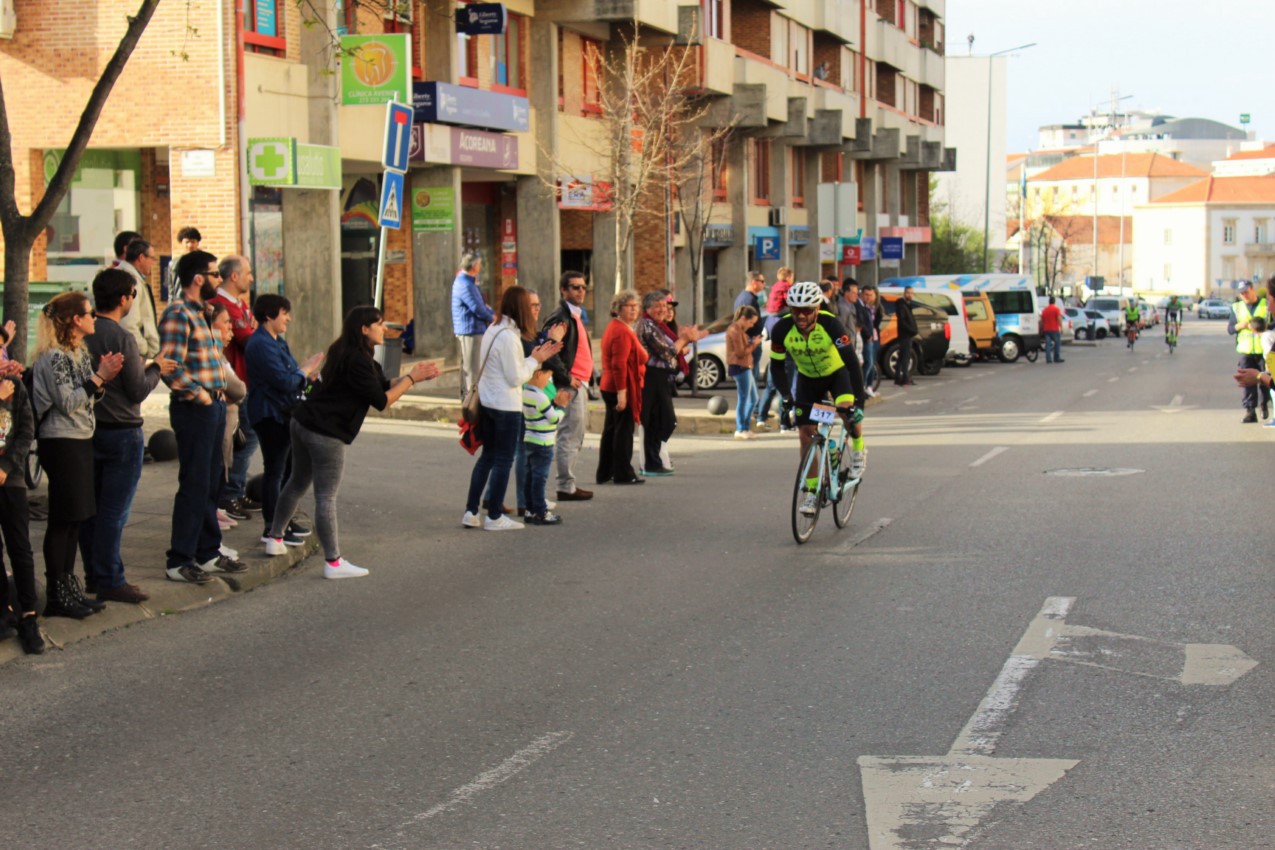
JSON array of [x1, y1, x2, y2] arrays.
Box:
[[1, 220, 32, 363], [689, 256, 704, 397]]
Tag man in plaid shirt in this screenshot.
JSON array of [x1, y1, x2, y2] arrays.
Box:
[[159, 250, 245, 582]]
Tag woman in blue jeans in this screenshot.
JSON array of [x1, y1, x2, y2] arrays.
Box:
[[263, 306, 438, 578], [244, 294, 324, 545], [463, 286, 561, 531]]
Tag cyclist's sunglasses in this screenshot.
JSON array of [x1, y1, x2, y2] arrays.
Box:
[[790, 306, 817, 316]]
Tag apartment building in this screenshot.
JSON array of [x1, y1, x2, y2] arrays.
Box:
[[1014, 153, 1206, 291], [0, 0, 949, 361]]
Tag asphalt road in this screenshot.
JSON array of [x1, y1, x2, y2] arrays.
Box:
[[1, 316, 1269, 850]]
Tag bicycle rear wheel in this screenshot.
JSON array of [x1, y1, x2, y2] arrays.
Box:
[[832, 433, 860, 529], [791, 440, 824, 544]]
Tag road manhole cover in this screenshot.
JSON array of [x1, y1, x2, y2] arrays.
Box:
[[1045, 467, 1144, 477]]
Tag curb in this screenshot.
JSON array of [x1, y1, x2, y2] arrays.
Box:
[[0, 535, 318, 666]]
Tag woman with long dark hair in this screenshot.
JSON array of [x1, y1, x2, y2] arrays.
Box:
[[462, 286, 561, 531], [263, 306, 439, 578], [31, 291, 124, 617]]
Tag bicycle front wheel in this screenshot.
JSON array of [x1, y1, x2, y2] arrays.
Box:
[[791, 440, 824, 544], [832, 436, 860, 529]]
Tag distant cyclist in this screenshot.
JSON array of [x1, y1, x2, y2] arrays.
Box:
[[769, 282, 867, 516], [1164, 296, 1182, 344], [1124, 301, 1142, 349]]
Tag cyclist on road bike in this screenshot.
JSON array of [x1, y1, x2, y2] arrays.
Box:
[[769, 281, 868, 516], [1164, 296, 1182, 337], [1124, 301, 1142, 348]]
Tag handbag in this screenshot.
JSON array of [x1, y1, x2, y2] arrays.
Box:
[[461, 328, 511, 425]]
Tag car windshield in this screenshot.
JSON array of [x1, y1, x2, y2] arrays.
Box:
[[1091, 299, 1120, 310]]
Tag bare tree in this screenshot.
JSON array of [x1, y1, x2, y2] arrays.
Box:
[[538, 21, 720, 299], [0, 0, 161, 362]]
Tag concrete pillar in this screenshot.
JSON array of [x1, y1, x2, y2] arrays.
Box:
[[860, 161, 880, 287], [516, 17, 561, 294], [794, 146, 820, 282], [717, 132, 749, 306], [283, 0, 341, 358], [412, 165, 464, 361], [282, 189, 342, 360]]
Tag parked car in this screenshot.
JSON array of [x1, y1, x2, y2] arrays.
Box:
[[1087, 296, 1128, 335], [960, 292, 1002, 359], [1063, 306, 1095, 339], [1199, 299, 1231, 320], [692, 313, 770, 390], [1137, 300, 1158, 327], [1084, 310, 1111, 339], [879, 296, 950, 379]]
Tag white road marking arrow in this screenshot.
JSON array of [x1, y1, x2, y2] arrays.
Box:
[[857, 598, 1258, 848], [1150, 394, 1197, 414], [858, 597, 1079, 849]]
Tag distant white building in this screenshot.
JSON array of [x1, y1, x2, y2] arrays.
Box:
[[1134, 163, 1275, 297], [932, 55, 1009, 258]]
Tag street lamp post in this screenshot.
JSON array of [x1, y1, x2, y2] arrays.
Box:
[[982, 42, 1036, 273]]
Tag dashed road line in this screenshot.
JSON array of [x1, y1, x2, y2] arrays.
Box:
[[970, 446, 1008, 467], [1083, 389, 1098, 397], [1040, 411, 1063, 423]]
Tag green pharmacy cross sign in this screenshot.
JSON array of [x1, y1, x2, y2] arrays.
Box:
[[248, 138, 341, 189]]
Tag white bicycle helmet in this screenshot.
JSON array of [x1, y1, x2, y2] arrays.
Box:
[[786, 281, 824, 309]]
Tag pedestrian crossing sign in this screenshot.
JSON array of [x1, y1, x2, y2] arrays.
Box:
[[379, 170, 404, 229]]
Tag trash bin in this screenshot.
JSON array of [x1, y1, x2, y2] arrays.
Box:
[[374, 322, 406, 378]]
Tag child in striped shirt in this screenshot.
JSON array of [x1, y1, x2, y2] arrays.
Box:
[[522, 365, 572, 525]]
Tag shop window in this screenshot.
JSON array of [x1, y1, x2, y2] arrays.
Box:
[[494, 12, 527, 94], [244, 0, 285, 56], [751, 139, 771, 205], [458, 31, 479, 86]]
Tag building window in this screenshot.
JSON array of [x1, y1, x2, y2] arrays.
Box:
[[791, 149, 806, 208], [711, 136, 728, 201], [751, 139, 771, 205], [1223, 220, 1237, 245], [244, 0, 285, 55], [1255, 219, 1268, 243], [789, 20, 809, 75], [771, 13, 788, 68], [493, 12, 527, 93], [702, 0, 724, 40], [1164, 228, 1172, 245], [581, 37, 602, 114], [1164, 263, 1173, 283], [458, 31, 480, 85], [1222, 257, 1235, 279]]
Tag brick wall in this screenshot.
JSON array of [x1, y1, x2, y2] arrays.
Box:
[[633, 205, 669, 294], [560, 210, 593, 250], [730, 1, 771, 57], [0, 0, 240, 274]]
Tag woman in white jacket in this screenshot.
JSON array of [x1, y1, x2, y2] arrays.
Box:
[[462, 286, 561, 530]]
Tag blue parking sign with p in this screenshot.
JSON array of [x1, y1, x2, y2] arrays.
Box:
[[755, 236, 780, 261]]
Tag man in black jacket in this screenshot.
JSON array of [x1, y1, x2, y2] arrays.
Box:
[[542, 271, 594, 501], [893, 286, 919, 386]]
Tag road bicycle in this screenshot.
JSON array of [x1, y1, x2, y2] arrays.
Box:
[[1126, 322, 1139, 351], [1165, 318, 1180, 354], [791, 402, 861, 544]]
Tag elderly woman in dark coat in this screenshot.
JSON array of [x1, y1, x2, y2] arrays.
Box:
[[635, 290, 703, 475]]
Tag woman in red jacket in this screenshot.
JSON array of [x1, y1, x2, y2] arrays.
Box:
[[596, 289, 647, 485]]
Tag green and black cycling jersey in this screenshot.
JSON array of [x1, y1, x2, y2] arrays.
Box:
[[769, 311, 866, 411]]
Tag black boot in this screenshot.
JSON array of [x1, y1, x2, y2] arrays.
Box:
[[64, 575, 105, 613], [43, 576, 93, 620], [16, 614, 44, 655]]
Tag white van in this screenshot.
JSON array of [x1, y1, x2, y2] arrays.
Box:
[[879, 287, 971, 366], [1087, 296, 1129, 335], [883, 274, 1042, 362]]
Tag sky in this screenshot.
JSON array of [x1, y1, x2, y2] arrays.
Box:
[[944, 0, 1275, 153]]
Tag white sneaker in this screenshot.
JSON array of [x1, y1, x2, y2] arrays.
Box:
[[324, 558, 369, 579], [263, 537, 287, 556], [865, 387, 877, 398], [219, 544, 239, 559], [484, 515, 524, 531], [800, 491, 819, 517], [461, 511, 482, 529], [850, 449, 868, 479], [734, 431, 750, 440], [546, 499, 557, 511]]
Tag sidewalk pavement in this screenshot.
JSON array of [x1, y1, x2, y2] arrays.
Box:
[[0, 394, 318, 667]]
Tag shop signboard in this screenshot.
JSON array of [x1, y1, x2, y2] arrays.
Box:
[[413, 81, 529, 132], [819, 237, 836, 263], [341, 34, 411, 106], [841, 244, 861, 265], [294, 144, 341, 189], [248, 138, 340, 189], [412, 185, 456, 232], [859, 236, 878, 261], [455, 3, 507, 35], [788, 226, 811, 245], [881, 236, 905, 261], [559, 176, 612, 211], [879, 225, 932, 243]]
